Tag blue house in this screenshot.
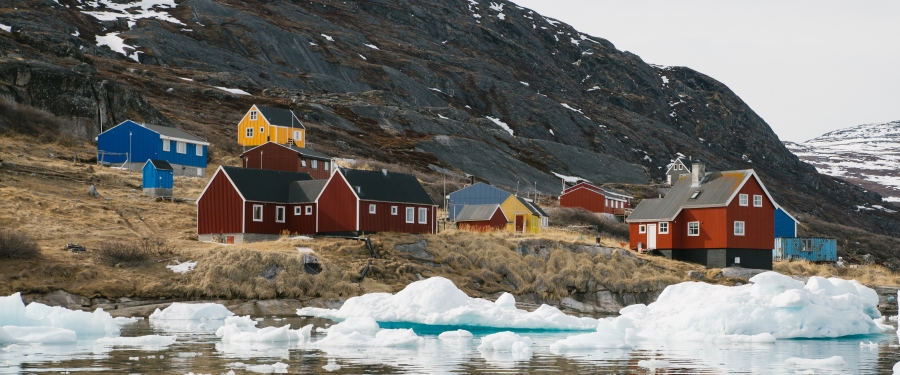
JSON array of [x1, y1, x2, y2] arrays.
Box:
[[774, 207, 798, 238], [448, 182, 512, 221], [97, 120, 210, 177], [142, 159, 173, 198]]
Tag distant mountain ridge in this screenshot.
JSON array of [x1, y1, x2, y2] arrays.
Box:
[[784, 120, 900, 203]]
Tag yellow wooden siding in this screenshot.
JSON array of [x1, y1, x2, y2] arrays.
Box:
[[500, 196, 541, 234], [237, 106, 307, 147]]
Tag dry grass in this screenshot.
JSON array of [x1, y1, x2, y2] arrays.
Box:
[[0, 229, 40, 259], [774, 260, 900, 286]]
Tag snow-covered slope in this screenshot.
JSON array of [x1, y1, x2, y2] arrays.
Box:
[[785, 120, 900, 202]]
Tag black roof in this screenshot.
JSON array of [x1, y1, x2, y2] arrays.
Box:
[[516, 196, 548, 217], [221, 166, 312, 203], [257, 105, 304, 128], [284, 144, 332, 160], [289, 180, 328, 203], [340, 168, 435, 205], [147, 159, 173, 170]]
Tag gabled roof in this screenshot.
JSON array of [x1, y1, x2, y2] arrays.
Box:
[[626, 169, 775, 223], [221, 166, 312, 203], [239, 142, 332, 160], [665, 158, 691, 175], [456, 204, 507, 222], [289, 180, 328, 203], [339, 168, 435, 205], [99, 120, 209, 145], [146, 159, 173, 170], [256, 105, 305, 128], [561, 182, 633, 199], [515, 196, 548, 217]]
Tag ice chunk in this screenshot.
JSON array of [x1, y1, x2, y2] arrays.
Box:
[[638, 359, 670, 369], [477, 331, 532, 353], [370, 328, 423, 348], [322, 358, 341, 371], [0, 326, 76, 344], [149, 303, 234, 320], [298, 277, 597, 330], [0, 293, 29, 326], [894, 361, 900, 375], [310, 317, 423, 348], [113, 317, 139, 325], [438, 329, 473, 340], [94, 335, 177, 347], [229, 361, 289, 374], [784, 356, 845, 368], [0, 293, 120, 339]]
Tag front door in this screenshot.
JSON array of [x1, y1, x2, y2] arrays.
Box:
[[647, 224, 657, 250], [515, 216, 525, 232]]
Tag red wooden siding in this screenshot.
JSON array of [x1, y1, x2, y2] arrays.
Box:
[[296, 158, 331, 180], [458, 209, 508, 232], [317, 174, 359, 232], [241, 143, 331, 179], [244, 202, 291, 235], [560, 187, 606, 213], [358, 201, 437, 234], [725, 177, 775, 249], [290, 204, 317, 235], [198, 171, 243, 235]]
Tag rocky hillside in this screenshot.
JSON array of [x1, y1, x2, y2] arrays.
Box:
[[785, 120, 900, 204], [0, 0, 898, 238]]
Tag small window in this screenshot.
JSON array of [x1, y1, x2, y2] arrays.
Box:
[[294, 206, 302, 215], [246, 128, 254, 138], [690, 191, 701, 199], [658, 222, 669, 234], [253, 205, 263, 222], [195, 145, 203, 157], [293, 130, 302, 141], [391, 206, 398, 215], [734, 221, 745, 236], [250, 110, 258, 120], [305, 206, 312, 215], [753, 195, 763, 207], [301, 159, 307, 167], [275, 206, 285, 223], [176, 141, 186, 154], [688, 221, 700, 236], [406, 207, 414, 223], [541, 216, 548, 227], [739, 194, 748, 206], [325, 161, 330, 171], [312, 160, 318, 169], [369, 204, 376, 214], [639, 225, 646, 234], [418, 208, 428, 224], [260, 127, 264, 134], [162, 139, 170, 152]]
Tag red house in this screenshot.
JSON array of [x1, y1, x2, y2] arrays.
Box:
[[455, 204, 509, 232], [626, 161, 777, 270], [240, 142, 334, 180], [196, 166, 323, 243], [317, 168, 438, 234], [560, 182, 633, 216]]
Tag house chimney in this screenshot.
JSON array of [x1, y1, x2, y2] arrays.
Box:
[[691, 160, 705, 187]]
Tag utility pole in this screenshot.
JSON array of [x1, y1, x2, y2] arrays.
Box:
[[128, 132, 132, 171]]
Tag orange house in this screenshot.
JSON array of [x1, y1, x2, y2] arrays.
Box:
[[237, 105, 306, 148]]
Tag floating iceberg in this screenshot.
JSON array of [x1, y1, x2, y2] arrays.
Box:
[[0, 292, 121, 343], [322, 358, 341, 371], [149, 302, 234, 320], [477, 331, 533, 364], [311, 317, 424, 348], [784, 356, 845, 368], [297, 277, 597, 330], [216, 320, 312, 343], [438, 329, 473, 340], [0, 326, 76, 344], [94, 335, 177, 347]]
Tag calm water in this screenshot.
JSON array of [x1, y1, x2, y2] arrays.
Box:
[[2, 316, 899, 374]]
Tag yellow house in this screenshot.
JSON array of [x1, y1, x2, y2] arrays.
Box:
[[237, 105, 306, 148], [500, 195, 549, 234]]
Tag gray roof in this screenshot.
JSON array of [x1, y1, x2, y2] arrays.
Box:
[[147, 159, 173, 170], [284, 144, 332, 160], [626, 169, 757, 222], [456, 204, 505, 222], [257, 105, 304, 128], [220, 166, 312, 203], [289, 180, 328, 203], [142, 123, 208, 144], [516, 196, 548, 217]]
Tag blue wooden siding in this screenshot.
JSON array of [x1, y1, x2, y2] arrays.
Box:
[[97, 120, 207, 168], [142, 163, 173, 189], [448, 182, 512, 220], [774, 208, 797, 238], [773, 237, 837, 262]]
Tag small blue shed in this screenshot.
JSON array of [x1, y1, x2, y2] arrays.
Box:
[[97, 120, 209, 177], [142, 159, 174, 197], [447, 182, 512, 221], [774, 207, 798, 238], [773, 237, 837, 262]]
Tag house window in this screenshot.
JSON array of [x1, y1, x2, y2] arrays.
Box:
[[753, 195, 763, 207], [639, 225, 646, 234], [734, 221, 745, 236], [690, 191, 701, 199], [196, 145, 203, 156], [253, 205, 263, 222], [294, 206, 302, 215], [276, 206, 285, 223], [250, 111, 257, 120], [176, 141, 186, 154], [325, 161, 330, 171], [305, 206, 312, 215], [659, 222, 669, 234], [406, 207, 414, 223], [391, 206, 398, 215], [688, 221, 700, 236], [162, 139, 170, 152], [293, 130, 302, 141], [260, 127, 264, 134], [246, 128, 253, 138], [369, 204, 376, 214], [739, 194, 748, 206], [541, 216, 548, 227], [301, 159, 306, 167], [312, 160, 318, 169], [418, 208, 428, 224]]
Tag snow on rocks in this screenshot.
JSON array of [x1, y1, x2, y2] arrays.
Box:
[[485, 116, 513, 136], [149, 302, 234, 321], [297, 277, 598, 331], [0, 24, 11, 33], [784, 356, 846, 368], [166, 260, 197, 274], [213, 87, 250, 96]]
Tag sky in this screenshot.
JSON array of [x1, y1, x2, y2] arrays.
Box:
[[512, 0, 900, 142]]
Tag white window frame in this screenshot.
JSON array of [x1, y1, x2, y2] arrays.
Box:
[[753, 195, 763, 207], [658, 222, 669, 234], [312, 160, 318, 169], [391, 206, 398, 215], [739, 194, 748, 206], [250, 110, 258, 120], [176, 141, 186, 154], [418, 208, 428, 224], [294, 206, 302, 215], [253, 205, 263, 222], [246, 128, 253, 138], [301, 159, 307, 167], [639, 224, 646, 234], [305, 206, 313, 215], [275, 206, 285, 223], [162, 139, 170, 152], [734, 221, 745, 236], [324, 161, 330, 171], [369, 204, 376, 214], [260, 126, 265, 134], [541, 216, 548, 227], [688, 221, 700, 236], [406, 207, 414, 223], [293, 130, 302, 142], [195, 144, 203, 156]]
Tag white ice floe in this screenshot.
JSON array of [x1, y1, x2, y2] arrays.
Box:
[[485, 116, 514, 136], [214, 86, 250, 96], [894, 361, 900, 375], [113, 316, 140, 325], [477, 331, 532, 363], [438, 329, 473, 340], [94, 334, 177, 347], [638, 359, 670, 370], [297, 277, 597, 331], [228, 361, 289, 374], [166, 260, 197, 274], [150, 302, 234, 321], [322, 358, 341, 371], [310, 317, 423, 348], [215, 315, 312, 344], [784, 356, 845, 368], [0, 293, 121, 343]]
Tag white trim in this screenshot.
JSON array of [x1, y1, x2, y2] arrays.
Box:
[[418, 207, 428, 224], [159, 135, 211, 147], [252, 204, 264, 222], [196, 144, 203, 157], [275, 206, 286, 223], [734, 221, 745, 236], [739, 194, 748, 206], [248, 104, 307, 130], [391, 206, 398, 215], [658, 222, 669, 234], [162, 139, 170, 152], [639, 224, 646, 234], [753, 194, 763, 207], [369, 204, 376, 214], [687, 221, 700, 236], [722, 170, 778, 208], [250, 110, 258, 120], [305, 205, 312, 215], [294, 206, 302, 215], [238, 141, 331, 160], [665, 158, 690, 175], [176, 141, 187, 154], [406, 207, 415, 223]]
